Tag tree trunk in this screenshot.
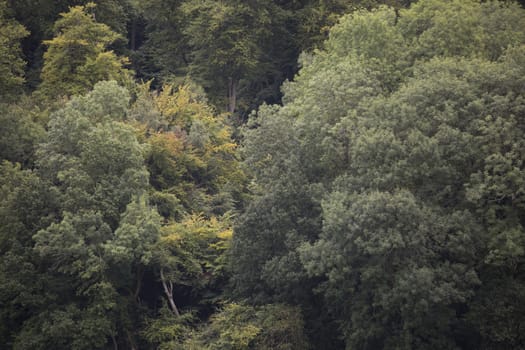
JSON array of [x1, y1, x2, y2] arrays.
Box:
[[228, 77, 238, 114], [134, 265, 143, 302], [111, 334, 118, 350], [160, 268, 180, 317], [126, 329, 138, 350]]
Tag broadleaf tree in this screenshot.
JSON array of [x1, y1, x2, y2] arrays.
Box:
[[232, 1, 525, 348]]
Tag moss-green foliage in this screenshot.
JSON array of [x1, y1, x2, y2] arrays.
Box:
[[0, 78, 249, 348], [0, 161, 60, 348], [36, 3, 132, 101], [183, 303, 309, 350], [142, 305, 196, 350], [181, 0, 291, 113], [131, 82, 246, 218], [0, 0, 29, 103], [137, 0, 189, 81], [0, 100, 46, 167], [157, 214, 234, 304], [234, 1, 525, 348], [20, 82, 150, 349], [3, 0, 525, 349]]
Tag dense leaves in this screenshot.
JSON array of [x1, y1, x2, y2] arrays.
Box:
[[36, 3, 132, 100], [2, 0, 525, 349], [233, 1, 525, 348], [0, 80, 244, 348], [0, 0, 29, 102]]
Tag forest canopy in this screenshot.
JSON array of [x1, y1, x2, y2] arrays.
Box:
[[1, 0, 525, 349]]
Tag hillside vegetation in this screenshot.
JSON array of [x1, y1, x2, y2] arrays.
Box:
[[1, 0, 524, 349]]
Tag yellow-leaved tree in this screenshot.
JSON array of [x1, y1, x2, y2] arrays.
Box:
[[131, 82, 246, 349], [131, 82, 246, 218]]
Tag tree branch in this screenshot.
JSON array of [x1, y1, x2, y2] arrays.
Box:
[[160, 268, 180, 317]]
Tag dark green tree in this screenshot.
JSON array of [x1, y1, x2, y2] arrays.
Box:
[[0, 101, 46, 167], [10, 81, 154, 349], [233, 1, 525, 348], [137, 0, 188, 82], [181, 0, 292, 114], [0, 161, 60, 348]]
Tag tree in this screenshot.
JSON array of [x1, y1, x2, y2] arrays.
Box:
[[136, 0, 189, 82], [181, 0, 278, 113], [130, 82, 246, 218], [184, 303, 309, 350], [0, 161, 60, 347], [463, 45, 525, 349], [295, 0, 413, 51], [301, 189, 480, 349], [156, 214, 233, 317], [9, 0, 134, 89], [0, 0, 29, 102], [233, 1, 525, 348], [36, 3, 132, 100], [136, 0, 415, 117], [20, 81, 154, 349], [0, 101, 46, 167]]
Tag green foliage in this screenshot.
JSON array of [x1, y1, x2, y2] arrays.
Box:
[[108, 197, 160, 267], [301, 190, 480, 349], [136, 0, 415, 117], [0, 100, 46, 166], [157, 214, 233, 307], [4, 0, 525, 349], [0, 161, 59, 347], [142, 305, 196, 350], [37, 81, 147, 228], [36, 3, 132, 100], [0, 0, 29, 102], [9, 81, 156, 349], [9, 0, 134, 90], [399, 0, 525, 61], [34, 81, 146, 252], [182, 0, 275, 112], [0, 78, 248, 349], [185, 303, 309, 350], [132, 83, 246, 217], [296, 0, 413, 51], [234, 1, 525, 348], [137, 0, 189, 81]]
